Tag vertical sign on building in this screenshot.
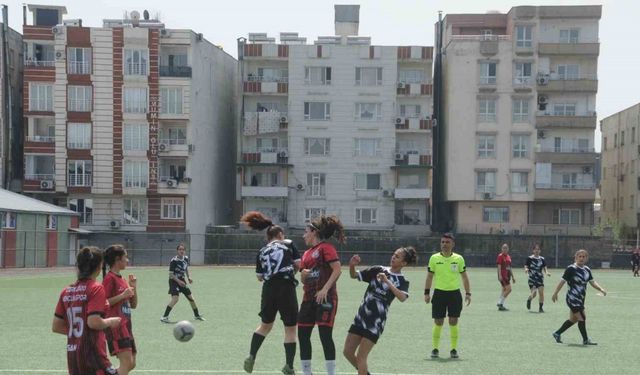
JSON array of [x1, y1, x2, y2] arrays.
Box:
[[148, 29, 159, 192]]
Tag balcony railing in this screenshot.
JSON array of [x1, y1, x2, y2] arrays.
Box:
[[67, 142, 91, 150], [25, 173, 55, 181], [450, 35, 511, 41], [394, 152, 432, 167], [24, 59, 55, 67], [68, 174, 92, 187], [159, 138, 187, 145], [68, 62, 91, 75], [159, 65, 192, 77], [246, 75, 288, 83], [125, 63, 148, 76], [27, 135, 54, 143], [395, 118, 433, 131], [535, 182, 595, 190], [537, 146, 595, 153], [241, 148, 289, 164]]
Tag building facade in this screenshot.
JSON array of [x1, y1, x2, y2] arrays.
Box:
[[441, 5, 600, 235], [237, 5, 433, 231], [21, 5, 236, 262]]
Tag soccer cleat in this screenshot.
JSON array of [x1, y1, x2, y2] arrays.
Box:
[[430, 349, 439, 358], [160, 316, 169, 323], [281, 364, 295, 375], [539, 307, 545, 313], [195, 315, 206, 321], [244, 355, 255, 373], [552, 332, 562, 343], [583, 338, 598, 346], [526, 298, 531, 310], [450, 349, 459, 359], [498, 304, 508, 311]]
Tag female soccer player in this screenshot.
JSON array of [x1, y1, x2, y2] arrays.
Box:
[[551, 249, 607, 345], [161, 243, 205, 322], [240, 211, 301, 375], [103, 244, 138, 375], [298, 215, 345, 375], [496, 243, 515, 311], [52, 247, 122, 375], [524, 243, 551, 312], [343, 247, 417, 375]]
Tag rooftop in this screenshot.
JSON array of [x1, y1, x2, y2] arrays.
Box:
[[0, 189, 77, 216]]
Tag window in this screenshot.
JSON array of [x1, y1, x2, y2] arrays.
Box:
[[159, 159, 186, 181], [304, 138, 330, 156], [68, 160, 92, 187], [160, 87, 183, 114], [553, 103, 576, 116], [395, 208, 421, 225], [512, 135, 529, 158], [69, 198, 93, 224], [256, 138, 278, 152], [356, 208, 377, 224], [399, 104, 421, 118], [621, 131, 625, 146], [477, 135, 496, 158], [256, 67, 288, 82], [1, 212, 17, 228], [25, 155, 55, 179], [354, 173, 381, 190], [479, 62, 497, 84], [398, 69, 425, 84], [304, 102, 330, 120], [123, 198, 147, 225], [124, 124, 149, 151], [354, 138, 382, 157], [46, 215, 57, 230], [159, 127, 187, 145], [515, 25, 533, 48], [355, 67, 382, 86], [124, 49, 148, 76], [304, 208, 326, 223], [476, 171, 496, 193], [307, 173, 326, 197], [123, 87, 148, 113], [257, 102, 287, 113], [68, 47, 91, 74], [29, 118, 55, 142], [250, 172, 279, 187], [478, 99, 496, 122], [557, 64, 580, 80], [512, 99, 529, 122], [561, 173, 578, 188], [483, 207, 509, 223], [556, 209, 580, 224], [124, 160, 149, 188], [68, 86, 92, 112], [161, 198, 184, 220], [355, 103, 382, 121], [511, 172, 528, 193], [67, 123, 91, 149], [29, 83, 53, 111], [559, 29, 579, 44], [305, 67, 331, 85], [514, 62, 532, 84], [604, 137, 607, 150]]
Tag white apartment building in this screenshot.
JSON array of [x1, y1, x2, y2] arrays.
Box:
[[22, 5, 236, 261], [237, 5, 433, 231], [441, 6, 600, 235]]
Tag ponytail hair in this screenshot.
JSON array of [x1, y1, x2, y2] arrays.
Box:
[[77, 246, 103, 280], [400, 246, 417, 265], [309, 215, 345, 244], [102, 244, 126, 278], [240, 211, 284, 241]]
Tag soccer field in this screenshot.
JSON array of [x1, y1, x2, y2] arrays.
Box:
[[0, 266, 638, 375]]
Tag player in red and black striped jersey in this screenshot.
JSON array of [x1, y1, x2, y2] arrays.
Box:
[[103, 245, 138, 375], [52, 247, 121, 375]]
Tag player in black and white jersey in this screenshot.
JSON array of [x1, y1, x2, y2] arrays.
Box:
[[240, 211, 301, 375], [343, 247, 417, 375], [551, 249, 607, 345], [524, 244, 551, 312], [160, 243, 204, 323]]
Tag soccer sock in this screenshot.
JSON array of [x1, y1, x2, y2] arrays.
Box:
[[450, 324, 459, 350], [298, 326, 313, 360], [192, 308, 200, 317], [300, 360, 312, 375], [318, 326, 336, 360], [578, 321, 588, 341], [539, 303, 544, 309], [163, 306, 172, 317], [556, 320, 574, 334], [325, 360, 336, 375], [432, 324, 443, 349], [284, 342, 296, 368], [249, 332, 266, 357]]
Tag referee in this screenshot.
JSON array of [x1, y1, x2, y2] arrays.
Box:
[[424, 233, 471, 359]]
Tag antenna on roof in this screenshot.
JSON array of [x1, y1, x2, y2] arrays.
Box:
[[143, 10, 150, 20]]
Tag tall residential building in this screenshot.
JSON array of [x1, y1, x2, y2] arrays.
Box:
[[440, 6, 601, 235], [600, 103, 640, 231], [237, 5, 433, 231], [21, 4, 236, 261]]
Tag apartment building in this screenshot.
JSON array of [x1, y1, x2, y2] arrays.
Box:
[[21, 5, 236, 261], [600, 103, 640, 231], [441, 6, 600, 235], [237, 5, 433, 231]]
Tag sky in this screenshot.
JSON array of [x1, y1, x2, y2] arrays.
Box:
[[4, 0, 638, 151]]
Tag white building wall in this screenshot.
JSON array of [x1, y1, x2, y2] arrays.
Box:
[[538, 19, 599, 43]]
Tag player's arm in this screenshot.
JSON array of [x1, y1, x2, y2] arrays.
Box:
[[424, 271, 434, 303], [378, 273, 408, 302], [349, 255, 361, 279], [52, 316, 67, 335], [497, 262, 503, 282], [589, 280, 606, 296], [551, 279, 566, 302], [107, 288, 134, 306], [129, 274, 138, 309], [315, 261, 342, 303], [87, 314, 121, 330], [543, 266, 551, 277], [461, 271, 471, 306]]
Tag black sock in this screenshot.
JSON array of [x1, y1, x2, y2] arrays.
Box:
[[539, 303, 544, 309], [578, 321, 588, 341], [163, 306, 172, 317], [249, 332, 266, 357], [298, 326, 313, 360], [318, 325, 336, 360], [284, 342, 296, 367], [556, 320, 574, 334], [193, 308, 200, 317]]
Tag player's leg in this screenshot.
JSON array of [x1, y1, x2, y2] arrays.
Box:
[[354, 337, 376, 375], [448, 291, 463, 358], [280, 283, 298, 375], [553, 307, 579, 343], [343, 332, 363, 370], [538, 286, 545, 312], [161, 293, 179, 322], [576, 309, 595, 344], [318, 325, 336, 375], [183, 288, 203, 319], [298, 301, 315, 375], [430, 290, 446, 358], [526, 284, 536, 310], [116, 351, 135, 375]]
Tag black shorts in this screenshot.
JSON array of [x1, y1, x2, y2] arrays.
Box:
[[528, 280, 544, 289], [259, 278, 298, 326], [168, 279, 192, 297], [298, 296, 338, 327], [431, 289, 463, 319], [348, 324, 379, 344]]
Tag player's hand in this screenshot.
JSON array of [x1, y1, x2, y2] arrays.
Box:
[[512, 277, 516, 284], [377, 272, 388, 283], [122, 287, 135, 299], [178, 280, 186, 287], [188, 278, 193, 284], [424, 294, 431, 304], [128, 274, 137, 288], [546, 273, 551, 277], [315, 288, 329, 304], [349, 255, 361, 266], [465, 294, 471, 306], [552, 293, 558, 302]]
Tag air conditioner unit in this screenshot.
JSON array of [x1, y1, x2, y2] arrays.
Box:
[[166, 179, 178, 188], [158, 143, 169, 152], [537, 130, 545, 139], [483, 192, 494, 200], [279, 116, 288, 124], [537, 75, 549, 86], [40, 180, 54, 190], [512, 229, 521, 235], [397, 82, 406, 89], [296, 183, 304, 191], [395, 152, 405, 160], [382, 189, 391, 197], [109, 220, 121, 229], [395, 117, 404, 124], [582, 166, 592, 174], [160, 28, 171, 38], [55, 51, 65, 60], [182, 177, 193, 183], [537, 95, 548, 105], [51, 26, 63, 35]]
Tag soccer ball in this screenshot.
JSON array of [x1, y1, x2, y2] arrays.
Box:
[[173, 320, 195, 342]]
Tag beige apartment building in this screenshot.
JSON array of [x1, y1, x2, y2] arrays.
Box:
[[442, 6, 600, 235]]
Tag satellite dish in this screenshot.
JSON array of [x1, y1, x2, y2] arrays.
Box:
[[130, 10, 140, 26], [143, 10, 150, 20]]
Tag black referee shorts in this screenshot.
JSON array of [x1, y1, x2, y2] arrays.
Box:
[[431, 289, 463, 319], [259, 278, 298, 326]]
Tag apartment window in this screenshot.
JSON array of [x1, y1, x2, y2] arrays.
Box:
[[477, 135, 496, 158], [355, 103, 382, 121], [621, 131, 625, 146], [562, 173, 578, 188], [511, 172, 528, 193], [160, 159, 186, 181], [304, 102, 330, 120], [250, 172, 279, 187], [124, 49, 148, 76], [356, 208, 377, 224], [512, 135, 529, 158], [124, 124, 149, 151], [161, 198, 184, 220], [159, 127, 187, 145], [257, 102, 287, 113], [398, 69, 425, 84], [556, 209, 581, 225], [479, 62, 497, 84], [68, 47, 91, 74], [553, 103, 576, 116], [614, 133, 618, 148], [515, 25, 533, 48], [559, 29, 579, 44], [45, 215, 57, 230], [395, 208, 421, 225], [68, 160, 92, 187], [25, 154, 55, 179], [304, 208, 326, 223], [29, 118, 55, 142], [256, 138, 278, 152], [483, 207, 509, 223], [304, 138, 330, 156], [307, 173, 326, 197], [29, 83, 53, 111], [514, 62, 532, 84], [256, 67, 288, 82], [123, 198, 147, 225], [604, 137, 607, 150], [67, 123, 91, 149], [305, 67, 331, 85], [578, 139, 590, 152], [512, 99, 529, 122], [354, 173, 381, 190], [124, 87, 148, 113], [354, 138, 382, 157], [124, 160, 149, 188], [557, 64, 580, 80], [355, 67, 382, 86], [160, 87, 183, 114], [476, 171, 496, 193], [1, 211, 17, 228], [478, 99, 497, 122], [68, 86, 92, 112], [399, 105, 421, 118], [69, 198, 93, 224]]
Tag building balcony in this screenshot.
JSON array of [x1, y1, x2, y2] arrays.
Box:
[[396, 83, 433, 96], [157, 176, 190, 195], [23, 174, 55, 192], [392, 152, 432, 168], [395, 117, 432, 132], [240, 148, 290, 166], [536, 113, 597, 129], [159, 65, 192, 78], [68, 174, 92, 187], [513, 77, 534, 92], [243, 112, 288, 135], [535, 149, 597, 164], [397, 46, 433, 61], [243, 79, 288, 95], [534, 183, 596, 201], [157, 140, 190, 157], [394, 187, 431, 199], [243, 43, 289, 60], [537, 43, 600, 56], [241, 186, 289, 198], [26, 135, 54, 143], [537, 76, 598, 93], [25, 173, 55, 181], [24, 59, 55, 68]]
